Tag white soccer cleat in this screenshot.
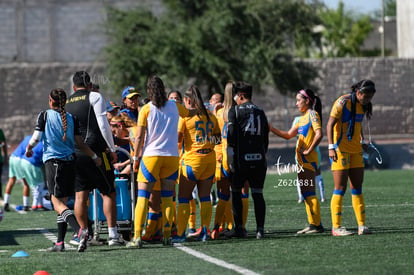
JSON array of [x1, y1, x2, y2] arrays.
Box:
[[332, 227, 354, 236], [358, 225, 372, 235]]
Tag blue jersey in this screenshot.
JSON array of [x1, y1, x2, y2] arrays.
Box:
[[120, 108, 138, 122], [20, 136, 43, 167], [34, 109, 80, 162]]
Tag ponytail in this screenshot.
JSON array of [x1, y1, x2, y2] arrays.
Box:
[[298, 89, 322, 123], [50, 88, 68, 141], [185, 85, 210, 121]]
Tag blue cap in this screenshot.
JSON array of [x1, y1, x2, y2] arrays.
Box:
[[106, 101, 120, 112], [121, 86, 140, 99]]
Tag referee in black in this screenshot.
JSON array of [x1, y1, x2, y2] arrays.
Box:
[[227, 81, 269, 239]]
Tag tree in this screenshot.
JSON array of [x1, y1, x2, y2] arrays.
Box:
[[104, 0, 320, 96], [316, 2, 373, 57], [373, 0, 396, 19]]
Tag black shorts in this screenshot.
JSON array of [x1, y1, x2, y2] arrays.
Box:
[[45, 159, 76, 198], [232, 161, 267, 190], [74, 151, 115, 195]]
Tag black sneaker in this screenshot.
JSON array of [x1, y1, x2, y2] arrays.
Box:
[[23, 206, 31, 211], [4, 203, 9, 212], [225, 227, 246, 239], [46, 242, 65, 252]]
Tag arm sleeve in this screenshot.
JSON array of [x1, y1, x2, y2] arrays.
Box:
[[177, 117, 185, 134], [137, 104, 150, 128], [330, 97, 345, 119], [89, 92, 116, 152], [310, 110, 322, 131], [227, 106, 237, 147], [262, 111, 269, 153], [34, 111, 47, 132]]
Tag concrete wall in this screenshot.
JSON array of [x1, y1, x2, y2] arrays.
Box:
[[0, 58, 413, 146], [0, 0, 164, 63]]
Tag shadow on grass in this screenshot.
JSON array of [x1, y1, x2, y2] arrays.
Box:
[[0, 228, 57, 246]]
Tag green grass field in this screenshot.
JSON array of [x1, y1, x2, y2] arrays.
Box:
[[0, 170, 413, 275]]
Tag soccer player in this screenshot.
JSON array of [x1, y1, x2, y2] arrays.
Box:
[[211, 82, 234, 239], [173, 85, 221, 243], [120, 86, 140, 122], [66, 71, 124, 246], [227, 81, 269, 239], [269, 89, 324, 234], [127, 75, 195, 248], [26, 88, 101, 252], [3, 136, 36, 212], [291, 116, 326, 203], [327, 79, 376, 236]]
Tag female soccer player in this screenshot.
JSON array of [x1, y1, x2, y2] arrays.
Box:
[[269, 89, 324, 234], [327, 79, 376, 236], [26, 88, 101, 252], [211, 82, 234, 239], [173, 85, 221, 242], [127, 75, 195, 248]]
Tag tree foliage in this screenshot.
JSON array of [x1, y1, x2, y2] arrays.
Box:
[[373, 0, 396, 18], [104, 0, 320, 96], [296, 2, 373, 58]]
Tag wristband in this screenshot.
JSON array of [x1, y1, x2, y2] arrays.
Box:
[[91, 153, 98, 160], [328, 144, 335, 150], [133, 156, 140, 161]]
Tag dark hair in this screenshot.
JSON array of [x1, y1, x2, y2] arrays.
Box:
[[298, 89, 322, 124], [49, 88, 68, 141], [73, 71, 91, 88], [233, 81, 252, 99], [147, 75, 168, 108], [142, 97, 151, 105], [351, 79, 376, 119], [185, 85, 210, 121], [168, 90, 183, 102], [92, 83, 100, 91]]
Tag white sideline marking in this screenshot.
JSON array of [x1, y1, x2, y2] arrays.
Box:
[[18, 228, 76, 251], [319, 203, 414, 209], [174, 243, 261, 275]]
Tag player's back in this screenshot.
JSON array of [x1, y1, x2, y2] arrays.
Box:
[[229, 102, 269, 167]]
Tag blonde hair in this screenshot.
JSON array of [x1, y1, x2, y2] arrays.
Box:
[[223, 82, 234, 122]]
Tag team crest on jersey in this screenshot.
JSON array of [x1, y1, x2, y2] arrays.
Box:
[[337, 95, 350, 107], [310, 110, 318, 123]]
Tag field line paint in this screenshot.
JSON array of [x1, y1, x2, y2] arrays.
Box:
[[174, 243, 261, 275], [319, 203, 414, 209], [18, 228, 76, 251]]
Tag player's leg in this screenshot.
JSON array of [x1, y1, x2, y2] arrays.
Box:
[[249, 165, 267, 239], [175, 173, 196, 241], [297, 168, 323, 234], [349, 154, 370, 235], [330, 151, 353, 236]]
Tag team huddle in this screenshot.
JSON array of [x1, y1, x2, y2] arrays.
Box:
[[20, 71, 376, 251]]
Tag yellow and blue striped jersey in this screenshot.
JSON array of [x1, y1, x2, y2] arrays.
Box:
[[294, 109, 321, 165], [178, 111, 220, 164], [330, 94, 364, 153]]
